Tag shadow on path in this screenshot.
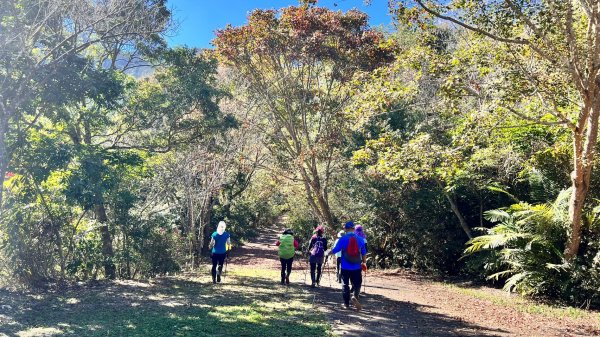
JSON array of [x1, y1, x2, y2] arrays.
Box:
[[227, 224, 509, 336], [311, 284, 507, 337], [0, 273, 328, 337]]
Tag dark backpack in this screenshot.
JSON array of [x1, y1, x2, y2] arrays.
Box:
[[344, 236, 362, 264], [310, 237, 325, 257]]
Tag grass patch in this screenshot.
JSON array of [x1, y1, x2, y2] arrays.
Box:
[[443, 283, 600, 326], [0, 267, 332, 337]]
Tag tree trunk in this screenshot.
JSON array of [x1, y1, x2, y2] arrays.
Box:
[[124, 232, 131, 278], [298, 168, 326, 222], [479, 198, 484, 228], [82, 121, 116, 278], [199, 194, 215, 260], [444, 192, 473, 239], [95, 203, 116, 279], [297, 163, 336, 227], [309, 163, 336, 227], [0, 111, 9, 209], [314, 189, 335, 227], [564, 103, 600, 261], [31, 176, 66, 282], [187, 194, 198, 267], [437, 180, 473, 239]]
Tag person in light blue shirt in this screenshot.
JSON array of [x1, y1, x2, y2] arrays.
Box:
[[209, 221, 231, 284], [328, 221, 367, 311], [333, 230, 344, 283]]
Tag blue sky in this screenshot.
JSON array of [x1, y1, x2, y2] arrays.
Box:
[[166, 0, 395, 48]]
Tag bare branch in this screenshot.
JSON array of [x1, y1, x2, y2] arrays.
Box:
[[414, 0, 529, 45]]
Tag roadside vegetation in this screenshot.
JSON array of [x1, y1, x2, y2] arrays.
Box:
[[1, 0, 600, 321]]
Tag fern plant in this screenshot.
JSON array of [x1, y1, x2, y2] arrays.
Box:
[[464, 190, 570, 296]]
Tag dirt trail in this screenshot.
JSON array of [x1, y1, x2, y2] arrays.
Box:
[[230, 228, 600, 337]]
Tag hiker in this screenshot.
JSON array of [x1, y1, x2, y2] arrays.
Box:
[[355, 225, 368, 253], [353, 224, 368, 294], [308, 225, 328, 288], [328, 221, 367, 311], [333, 230, 344, 283], [275, 228, 299, 285], [209, 221, 231, 284]]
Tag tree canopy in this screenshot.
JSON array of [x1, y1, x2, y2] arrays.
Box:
[[1, 0, 600, 311]]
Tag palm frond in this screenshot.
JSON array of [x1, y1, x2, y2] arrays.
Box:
[[464, 232, 525, 255], [550, 188, 571, 223], [486, 185, 520, 202], [483, 209, 511, 223], [486, 269, 515, 281], [545, 263, 567, 271], [503, 272, 528, 292]]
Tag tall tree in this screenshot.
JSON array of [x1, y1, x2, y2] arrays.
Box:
[[397, 0, 600, 261], [213, 6, 394, 226], [0, 0, 170, 210]]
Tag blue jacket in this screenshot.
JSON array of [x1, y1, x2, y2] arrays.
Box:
[[330, 233, 366, 271]]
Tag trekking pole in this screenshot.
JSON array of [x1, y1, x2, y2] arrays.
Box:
[[362, 262, 367, 295], [302, 241, 310, 286], [364, 255, 370, 294], [325, 256, 332, 288], [224, 252, 229, 281], [303, 254, 308, 285], [363, 270, 366, 294]]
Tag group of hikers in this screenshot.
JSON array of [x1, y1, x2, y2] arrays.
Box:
[[208, 220, 368, 311]]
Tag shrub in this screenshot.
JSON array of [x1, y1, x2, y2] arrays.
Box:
[[464, 189, 600, 307]]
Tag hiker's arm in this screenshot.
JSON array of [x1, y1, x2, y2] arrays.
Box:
[[307, 238, 314, 254], [226, 237, 232, 251], [209, 237, 215, 249], [330, 238, 342, 255], [361, 242, 367, 264]]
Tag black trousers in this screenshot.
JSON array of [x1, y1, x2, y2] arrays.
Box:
[[341, 268, 362, 306], [211, 253, 226, 280], [280, 257, 293, 281], [310, 262, 323, 284], [336, 257, 342, 283]]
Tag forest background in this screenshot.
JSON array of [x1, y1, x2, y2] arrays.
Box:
[[1, 0, 600, 310]]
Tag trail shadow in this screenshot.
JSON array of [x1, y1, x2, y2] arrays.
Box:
[[222, 224, 509, 336], [361, 283, 402, 292], [310, 285, 509, 337], [0, 274, 328, 337]]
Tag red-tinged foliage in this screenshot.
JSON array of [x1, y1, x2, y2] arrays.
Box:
[[212, 6, 396, 228], [213, 6, 395, 79]]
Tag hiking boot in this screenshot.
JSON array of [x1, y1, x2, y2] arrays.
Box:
[[343, 303, 350, 310], [212, 277, 216, 284], [217, 274, 221, 283], [351, 296, 362, 311], [285, 275, 290, 285], [310, 283, 316, 288], [281, 278, 285, 285]]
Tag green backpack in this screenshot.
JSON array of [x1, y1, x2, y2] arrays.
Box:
[[279, 234, 295, 259]]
